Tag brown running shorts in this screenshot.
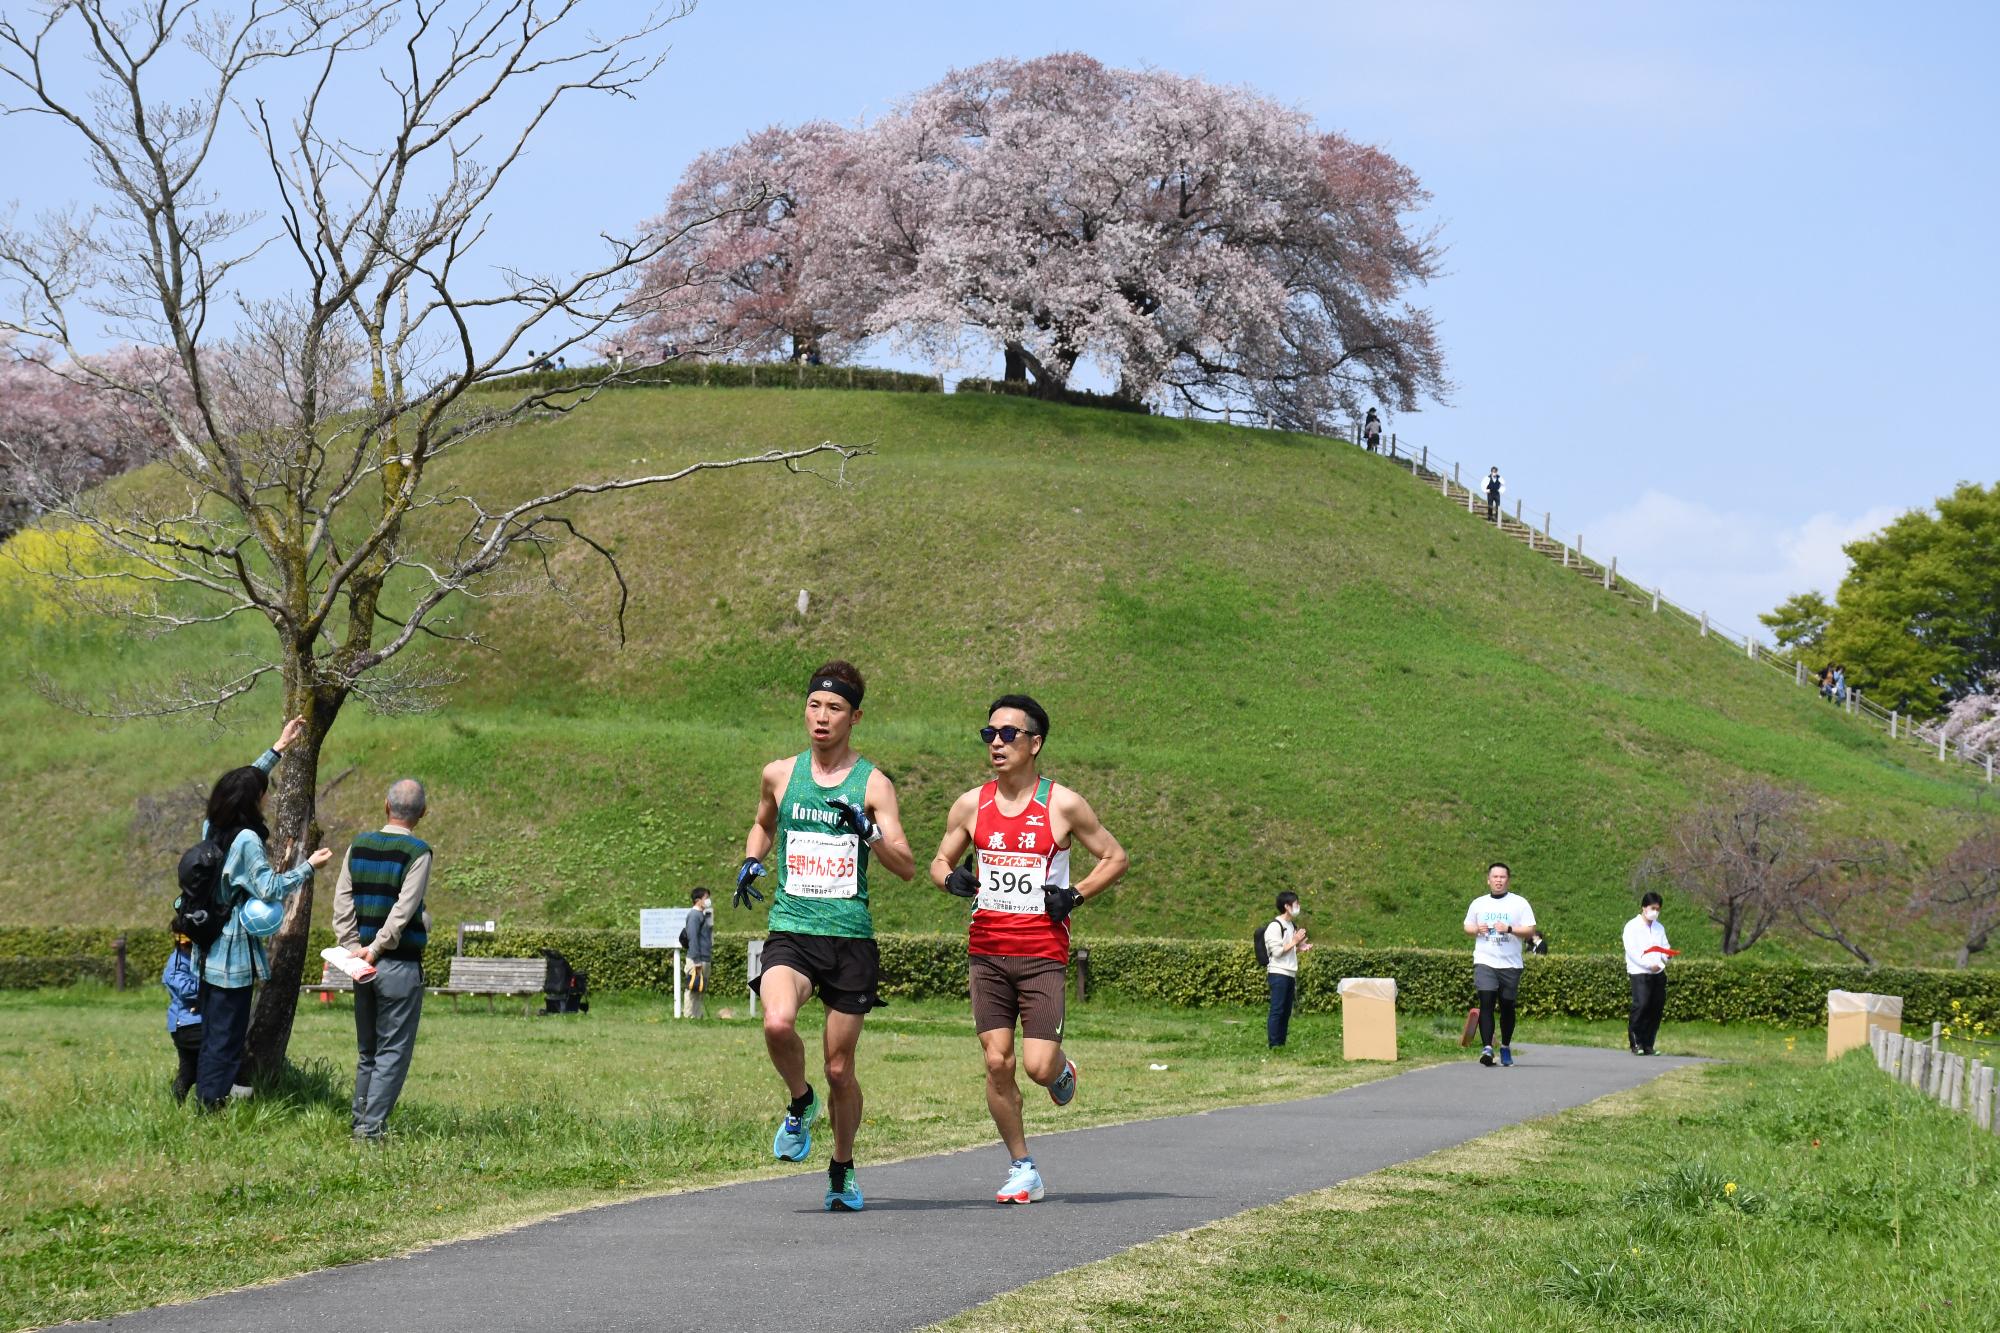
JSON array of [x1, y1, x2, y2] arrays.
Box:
[[969, 953, 1068, 1040]]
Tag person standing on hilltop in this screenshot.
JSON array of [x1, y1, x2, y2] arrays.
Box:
[[1363, 409, 1383, 453], [1484, 467, 1505, 521], [732, 661, 916, 1212]]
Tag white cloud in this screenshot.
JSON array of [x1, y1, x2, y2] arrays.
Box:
[[1582, 491, 1903, 641]]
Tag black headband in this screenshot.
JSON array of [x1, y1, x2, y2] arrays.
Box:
[[807, 674, 862, 708]]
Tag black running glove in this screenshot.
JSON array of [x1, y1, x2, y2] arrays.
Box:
[[827, 795, 880, 843], [733, 857, 766, 909], [943, 855, 980, 898], [1043, 885, 1084, 926]]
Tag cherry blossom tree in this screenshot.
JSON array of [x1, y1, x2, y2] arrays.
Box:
[[624, 122, 884, 364], [862, 55, 1447, 426], [0, 336, 179, 537], [1940, 674, 2000, 756]]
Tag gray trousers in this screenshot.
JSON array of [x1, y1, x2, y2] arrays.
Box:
[[353, 957, 424, 1136]]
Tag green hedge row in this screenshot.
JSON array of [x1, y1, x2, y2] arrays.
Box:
[[8, 926, 2000, 1027], [482, 360, 942, 397], [953, 377, 1152, 415]]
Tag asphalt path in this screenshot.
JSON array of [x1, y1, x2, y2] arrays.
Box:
[[85, 1045, 1697, 1333]]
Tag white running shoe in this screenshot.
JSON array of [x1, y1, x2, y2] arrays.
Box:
[[996, 1158, 1044, 1204]]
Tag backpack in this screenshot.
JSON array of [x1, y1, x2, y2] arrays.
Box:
[[172, 832, 236, 947], [679, 920, 691, 950], [1253, 919, 1281, 968]]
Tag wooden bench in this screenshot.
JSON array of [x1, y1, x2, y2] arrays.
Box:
[[429, 956, 547, 1015]]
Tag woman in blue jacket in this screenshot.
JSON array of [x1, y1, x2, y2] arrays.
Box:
[[192, 716, 333, 1109]]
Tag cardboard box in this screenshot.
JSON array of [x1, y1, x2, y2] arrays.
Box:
[[1338, 976, 1398, 1062], [1827, 989, 1901, 1061]]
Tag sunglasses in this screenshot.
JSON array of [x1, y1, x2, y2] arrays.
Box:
[[979, 725, 1040, 745]]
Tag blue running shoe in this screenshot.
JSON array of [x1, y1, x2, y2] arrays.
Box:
[[1479, 1045, 1495, 1067], [824, 1164, 864, 1212], [1499, 1046, 1514, 1067], [1048, 1058, 1078, 1107], [996, 1158, 1044, 1204], [773, 1090, 818, 1162]]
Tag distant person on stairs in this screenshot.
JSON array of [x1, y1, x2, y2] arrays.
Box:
[[1484, 467, 1505, 521], [1363, 409, 1383, 453]]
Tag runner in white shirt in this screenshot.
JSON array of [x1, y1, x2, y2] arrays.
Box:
[[1622, 891, 1671, 1055], [1462, 862, 1536, 1067]]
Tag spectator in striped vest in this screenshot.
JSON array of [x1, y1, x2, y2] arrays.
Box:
[[333, 778, 434, 1141]]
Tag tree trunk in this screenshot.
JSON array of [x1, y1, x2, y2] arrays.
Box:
[[1003, 342, 1028, 384], [240, 690, 342, 1078]]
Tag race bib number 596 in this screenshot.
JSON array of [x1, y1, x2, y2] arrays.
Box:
[[977, 850, 1047, 915], [785, 829, 860, 899]]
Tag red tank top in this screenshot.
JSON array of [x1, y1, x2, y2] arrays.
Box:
[[969, 777, 1072, 963]]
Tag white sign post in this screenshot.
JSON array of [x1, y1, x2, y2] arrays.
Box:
[[640, 908, 691, 1018]]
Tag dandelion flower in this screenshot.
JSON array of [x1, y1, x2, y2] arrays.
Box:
[[1724, 1181, 1738, 1196]]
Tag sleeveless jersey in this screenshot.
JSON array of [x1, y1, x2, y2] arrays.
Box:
[[969, 777, 1072, 963], [768, 752, 876, 940]]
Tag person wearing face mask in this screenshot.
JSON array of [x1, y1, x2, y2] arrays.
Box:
[[1263, 892, 1309, 1049], [1623, 891, 1671, 1055]]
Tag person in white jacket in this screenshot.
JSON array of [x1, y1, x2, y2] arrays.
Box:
[[1623, 891, 1671, 1055]]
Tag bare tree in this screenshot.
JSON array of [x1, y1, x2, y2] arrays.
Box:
[[0, 1, 863, 1073], [1633, 781, 1824, 955], [1914, 823, 2000, 968], [1783, 840, 1897, 967]]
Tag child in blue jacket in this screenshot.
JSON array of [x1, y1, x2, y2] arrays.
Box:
[[162, 934, 203, 1103]]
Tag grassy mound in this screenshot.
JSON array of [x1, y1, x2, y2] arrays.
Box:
[[1, 388, 1983, 959]]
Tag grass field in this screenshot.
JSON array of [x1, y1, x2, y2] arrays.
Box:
[[0, 985, 1803, 1329], [2, 387, 1986, 962], [939, 1053, 2000, 1332]]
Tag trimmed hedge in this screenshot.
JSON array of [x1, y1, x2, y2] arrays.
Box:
[[953, 376, 1152, 415], [7, 926, 2000, 1027], [482, 360, 941, 397]]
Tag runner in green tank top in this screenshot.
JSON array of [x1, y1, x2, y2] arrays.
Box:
[[768, 750, 878, 939], [732, 660, 914, 1213]]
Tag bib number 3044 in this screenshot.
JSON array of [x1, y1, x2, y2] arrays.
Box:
[[977, 850, 1047, 915]]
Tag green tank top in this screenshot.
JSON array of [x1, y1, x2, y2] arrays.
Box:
[[768, 752, 876, 939]]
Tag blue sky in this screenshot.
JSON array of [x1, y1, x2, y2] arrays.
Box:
[[5, 1, 1994, 637]]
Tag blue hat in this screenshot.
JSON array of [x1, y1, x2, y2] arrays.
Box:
[[239, 897, 286, 938]]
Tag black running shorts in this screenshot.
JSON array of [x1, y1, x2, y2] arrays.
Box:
[[754, 931, 885, 1014]]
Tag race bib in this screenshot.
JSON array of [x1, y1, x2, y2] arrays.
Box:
[[784, 829, 860, 899], [976, 850, 1046, 915]]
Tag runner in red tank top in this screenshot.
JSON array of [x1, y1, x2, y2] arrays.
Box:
[[929, 694, 1129, 1204]]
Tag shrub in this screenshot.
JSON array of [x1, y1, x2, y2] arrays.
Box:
[[481, 361, 941, 397], [953, 377, 1152, 415], [7, 925, 2000, 1028]]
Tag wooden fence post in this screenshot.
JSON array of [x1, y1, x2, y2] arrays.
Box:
[[1890, 711, 1898, 739], [1653, 587, 1662, 613], [1604, 555, 1616, 590], [1940, 733, 1948, 761], [1700, 611, 1709, 637], [1747, 636, 1756, 661], [1421, 445, 1428, 470]]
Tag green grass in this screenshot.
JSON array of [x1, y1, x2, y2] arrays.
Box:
[[0, 983, 1808, 1329], [937, 1053, 2000, 1332], [1, 388, 1987, 962]]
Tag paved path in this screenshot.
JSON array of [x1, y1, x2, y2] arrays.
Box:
[[88, 1046, 1697, 1332]]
